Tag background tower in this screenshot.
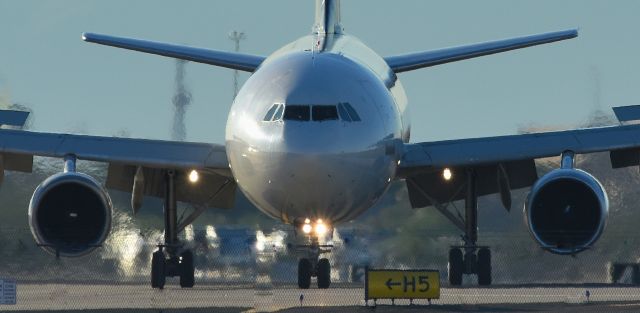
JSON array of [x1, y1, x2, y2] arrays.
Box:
[[171, 59, 192, 141], [228, 31, 246, 99]]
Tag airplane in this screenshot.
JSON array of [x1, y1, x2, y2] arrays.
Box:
[[4, 0, 640, 289]]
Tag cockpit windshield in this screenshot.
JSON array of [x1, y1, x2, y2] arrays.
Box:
[[264, 103, 360, 122], [312, 105, 339, 121], [283, 105, 311, 121]]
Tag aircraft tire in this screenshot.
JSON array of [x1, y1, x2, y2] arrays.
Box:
[[317, 258, 331, 289], [298, 258, 312, 289], [179, 250, 195, 288], [151, 250, 166, 289], [448, 248, 463, 286], [477, 248, 492, 286]]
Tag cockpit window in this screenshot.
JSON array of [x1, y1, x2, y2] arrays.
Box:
[[312, 105, 339, 121], [337, 103, 352, 122], [284, 105, 311, 121], [263, 104, 285, 122], [339, 103, 361, 122], [273, 104, 285, 121], [263, 104, 279, 121]]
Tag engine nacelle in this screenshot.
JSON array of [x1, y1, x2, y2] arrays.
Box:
[[525, 168, 608, 254], [28, 172, 113, 257]]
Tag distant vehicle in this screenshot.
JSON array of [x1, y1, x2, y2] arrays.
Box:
[[6, 0, 638, 290]]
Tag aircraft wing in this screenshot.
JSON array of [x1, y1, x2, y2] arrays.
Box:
[[0, 128, 236, 209], [399, 123, 640, 209], [384, 29, 577, 73], [82, 33, 265, 72]]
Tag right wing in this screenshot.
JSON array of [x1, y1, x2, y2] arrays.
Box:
[[399, 123, 640, 210], [384, 29, 577, 73], [82, 33, 266, 72], [400, 124, 640, 170], [0, 128, 236, 209]]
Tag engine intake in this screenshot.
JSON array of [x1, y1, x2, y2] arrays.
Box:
[[525, 168, 608, 254], [29, 172, 112, 257]]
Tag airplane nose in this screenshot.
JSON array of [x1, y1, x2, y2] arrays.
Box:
[[276, 151, 357, 222], [270, 123, 394, 223], [281, 122, 342, 155]]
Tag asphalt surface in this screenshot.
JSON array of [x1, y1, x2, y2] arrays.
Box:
[[4, 284, 640, 312], [277, 302, 640, 312], [4, 310, 247, 313], [7, 303, 640, 313]]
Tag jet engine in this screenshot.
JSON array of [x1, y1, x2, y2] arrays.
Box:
[[525, 164, 608, 255], [28, 172, 112, 257]]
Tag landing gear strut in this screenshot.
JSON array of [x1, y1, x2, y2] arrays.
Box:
[[296, 235, 332, 289], [150, 170, 195, 289], [447, 169, 492, 286]]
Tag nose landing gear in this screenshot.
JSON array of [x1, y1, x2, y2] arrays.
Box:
[[296, 235, 333, 289], [298, 258, 313, 289]]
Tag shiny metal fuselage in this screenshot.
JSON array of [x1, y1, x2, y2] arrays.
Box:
[[225, 34, 409, 224]]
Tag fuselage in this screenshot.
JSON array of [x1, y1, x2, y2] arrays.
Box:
[[225, 33, 410, 225]]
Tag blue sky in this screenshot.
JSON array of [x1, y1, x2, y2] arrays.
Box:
[[1, 0, 640, 143]]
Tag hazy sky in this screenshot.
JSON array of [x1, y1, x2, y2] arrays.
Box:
[[1, 0, 640, 144]]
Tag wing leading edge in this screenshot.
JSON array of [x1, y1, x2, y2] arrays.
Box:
[[400, 124, 640, 171], [82, 33, 265, 72], [384, 29, 577, 73], [0, 128, 229, 173]]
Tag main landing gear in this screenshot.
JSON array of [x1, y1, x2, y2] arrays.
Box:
[[414, 168, 494, 286], [150, 170, 195, 289], [297, 237, 332, 289], [448, 246, 491, 286], [151, 248, 194, 289], [447, 169, 492, 286]]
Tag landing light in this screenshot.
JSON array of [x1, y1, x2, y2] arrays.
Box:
[[302, 224, 312, 234], [315, 223, 327, 235], [443, 168, 452, 181], [189, 170, 199, 183]]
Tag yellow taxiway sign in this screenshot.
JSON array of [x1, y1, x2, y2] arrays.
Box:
[[365, 269, 440, 300]]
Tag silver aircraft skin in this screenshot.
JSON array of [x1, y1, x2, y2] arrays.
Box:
[[226, 35, 407, 224]]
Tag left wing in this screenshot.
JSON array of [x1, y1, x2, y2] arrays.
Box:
[[0, 128, 236, 208], [399, 123, 640, 209]]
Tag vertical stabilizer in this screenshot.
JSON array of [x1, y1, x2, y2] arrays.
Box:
[[314, 0, 342, 35]]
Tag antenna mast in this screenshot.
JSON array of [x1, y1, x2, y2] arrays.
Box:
[[228, 31, 246, 99], [171, 60, 192, 141]]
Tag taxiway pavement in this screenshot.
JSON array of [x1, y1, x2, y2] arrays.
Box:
[[4, 284, 640, 312]]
